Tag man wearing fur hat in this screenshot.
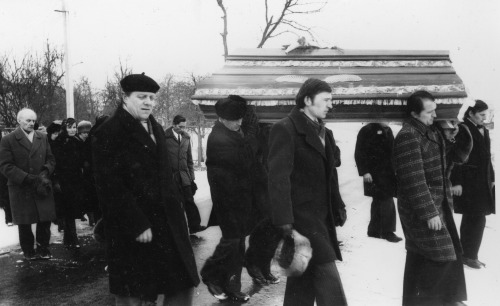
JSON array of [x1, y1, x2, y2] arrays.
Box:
[[201, 95, 277, 302], [92, 73, 199, 305], [268, 78, 348, 306]]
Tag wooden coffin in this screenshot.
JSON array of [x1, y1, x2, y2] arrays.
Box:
[[191, 48, 467, 122]]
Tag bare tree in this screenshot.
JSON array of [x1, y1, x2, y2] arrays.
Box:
[[215, 0, 229, 59], [257, 0, 327, 48], [100, 60, 132, 115], [74, 76, 102, 121], [0, 42, 65, 127]]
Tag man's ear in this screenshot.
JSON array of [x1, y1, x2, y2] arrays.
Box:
[[304, 96, 312, 106], [410, 111, 418, 119]]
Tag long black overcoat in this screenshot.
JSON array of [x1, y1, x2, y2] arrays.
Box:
[[53, 136, 86, 218], [451, 119, 495, 215], [267, 107, 345, 264], [92, 106, 199, 300], [354, 123, 397, 198], [205, 121, 263, 239]]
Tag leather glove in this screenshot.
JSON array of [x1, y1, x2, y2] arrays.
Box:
[[277, 224, 295, 269], [335, 208, 347, 227], [35, 171, 52, 197], [191, 181, 198, 196], [23, 174, 37, 187]]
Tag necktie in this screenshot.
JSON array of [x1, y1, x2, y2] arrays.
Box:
[[178, 134, 181, 143]]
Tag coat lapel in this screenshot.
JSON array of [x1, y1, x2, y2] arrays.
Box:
[[29, 131, 42, 157], [288, 107, 327, 160], [324, 130, 336, 177], [13, 128, 32, 152], [465, 119, 488, 155], [116, 106, 157, 155]]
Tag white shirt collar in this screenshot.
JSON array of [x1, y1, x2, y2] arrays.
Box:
[[21, 128, 35, 142]]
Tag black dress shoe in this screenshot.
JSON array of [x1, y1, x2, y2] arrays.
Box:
[[204, 281, 228, 300], [381, 232, 403, 243], [444, 301, 467, 306], [463, 257, 481, 269], [477, 259, 486, 267], [24, 250, 39, 261], [246, 264, 267, 285], [226, 290, 250, 302], [367, 232, 381, 238], [263, 272, 280, 284], [189, 225, 207, 234], [37, 247, 52, 260]]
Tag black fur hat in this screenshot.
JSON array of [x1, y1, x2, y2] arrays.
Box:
[[215, 95, 247, 120]]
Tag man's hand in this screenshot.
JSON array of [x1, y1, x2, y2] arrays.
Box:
[[335, 208, 347, 227], [136, 228, 153, 243], [280, 224, 293, 238], [451, 185, 462, 196], [363, 173, 373, 183], [427, 216, 442, 231]]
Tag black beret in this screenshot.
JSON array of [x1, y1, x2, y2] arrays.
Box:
[[215, 95, 247, 120], [120, 73, 160, 93]]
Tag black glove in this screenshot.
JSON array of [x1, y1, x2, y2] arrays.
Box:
[[23, 174, 37, 187], [277, 227, 295, 269], [35, 171, 52, 197], [191, 181, 198, 196], [335, 208, 347, 227]]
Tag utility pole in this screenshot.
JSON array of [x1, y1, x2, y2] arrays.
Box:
[[55, 0, 74, 118]]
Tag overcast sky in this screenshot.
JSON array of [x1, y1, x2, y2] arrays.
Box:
[[1, 0, 499, 104]]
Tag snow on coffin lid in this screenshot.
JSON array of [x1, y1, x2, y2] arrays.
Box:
[[191, 48, 467, 122]]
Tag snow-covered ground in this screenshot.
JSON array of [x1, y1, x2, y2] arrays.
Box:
[[1, 122, 498, 305]]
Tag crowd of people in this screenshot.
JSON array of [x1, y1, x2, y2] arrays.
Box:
[[0, 73, 495, 306]]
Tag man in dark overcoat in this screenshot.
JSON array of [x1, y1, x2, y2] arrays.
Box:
[[92, 73, 199, 305], [393, 91, 466, 305], [268, 78, 347, 306], [0, 108, 56, 260], [165, 114, 204, 234], [451, 99, 495, 269], [355, 122, 402, 242], [201, 96, 267, 302]]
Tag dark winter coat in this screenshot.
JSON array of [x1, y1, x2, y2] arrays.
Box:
[[354, 123, 397, 198], [92, 106, 199, 300], [53, 135, 86, 218], [0, 128, 56, 224], [393, 118, 460, 262], [267, 107, 346, 264], [205, 120, 264, 239], [451, 119, 495, 215], [165, 127, 195, 187], [48, 136, 64, 219]]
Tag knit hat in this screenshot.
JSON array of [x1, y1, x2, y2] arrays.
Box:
[[120, 73, 160, 93], [215, 95, 247, 120], [77, 120, 92, 133]]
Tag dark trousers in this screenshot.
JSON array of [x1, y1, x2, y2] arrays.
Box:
[[18, 221, 51, 253], [3, 202, 12, 224], [460, 214, 486, 260], [245, 218, 282, 274], [368, 196, 396, 235], [63, 216, 79, 246], [283, 262, 347, 306], [402, 251, 467, 306], [200, 237, 246, 293], [182, 186, 201, 231]]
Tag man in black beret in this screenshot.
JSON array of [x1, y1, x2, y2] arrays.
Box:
[[92, 73, 200, 305], [202, 95, 280, 302]]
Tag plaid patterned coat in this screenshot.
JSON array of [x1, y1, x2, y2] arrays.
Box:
[[393, 118, 460, 262]]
